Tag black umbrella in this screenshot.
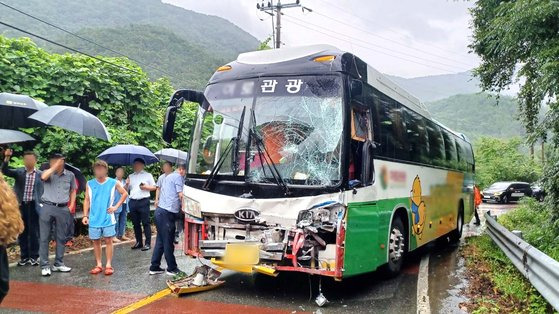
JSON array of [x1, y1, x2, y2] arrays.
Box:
[[0, 129, 35, 145], [29, 105, 110, 141], [0, 93, 48, 128], [39, 162, 86, 193]]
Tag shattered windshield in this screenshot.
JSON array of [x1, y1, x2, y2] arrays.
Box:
[[189, 75, 344, 187]]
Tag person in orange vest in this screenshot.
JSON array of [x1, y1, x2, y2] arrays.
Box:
[[473, 185, 482, 225]]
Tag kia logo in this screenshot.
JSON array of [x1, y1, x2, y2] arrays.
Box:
[[234, 208, 259, 222]]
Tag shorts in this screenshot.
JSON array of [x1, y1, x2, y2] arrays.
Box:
[[89, 225, 116, 240]]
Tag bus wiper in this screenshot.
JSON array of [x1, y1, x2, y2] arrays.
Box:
[[231, 106, 246, 176], [203, 106, 246, 190], [249, 110, 290, 195]]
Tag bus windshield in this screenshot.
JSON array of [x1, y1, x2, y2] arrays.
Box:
[[189, 75, 344, 187]]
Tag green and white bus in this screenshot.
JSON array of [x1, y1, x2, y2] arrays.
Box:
[[163, 44, 475, 280]]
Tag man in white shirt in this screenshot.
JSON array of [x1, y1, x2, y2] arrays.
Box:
[[126, 158, 156, 251]]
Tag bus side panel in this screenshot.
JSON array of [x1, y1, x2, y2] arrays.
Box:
[[343, 198, 405, 277]]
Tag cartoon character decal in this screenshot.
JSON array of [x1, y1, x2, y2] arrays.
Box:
[[410, 175, 426, 239]]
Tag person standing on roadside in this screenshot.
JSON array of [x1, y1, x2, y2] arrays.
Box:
[[82, 160, 128, 276], [39, 153, 76, 277], [127, 158, 156, 251], [149, 164, 186, 276], [0, 172, 24, 304], [113, 167, 129, 242], [473, 185, 482, 225], [1, 149, 43, 267], [154, 161, 173, 209]]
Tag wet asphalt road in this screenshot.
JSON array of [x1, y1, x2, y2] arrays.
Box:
[[0, 203, 518, 313]]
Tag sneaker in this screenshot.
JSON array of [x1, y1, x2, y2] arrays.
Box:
[[17, 258, 30, 266], [41, 267, 51, 277], [149, 267, 165, 275], [51, 264, 72, 272], [29, 258, 39, 266], [166, 268, 185, 276]]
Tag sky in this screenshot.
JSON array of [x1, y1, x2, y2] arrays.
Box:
[[164, 0, 479, 78]]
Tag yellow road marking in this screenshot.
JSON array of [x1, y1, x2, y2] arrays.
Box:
[[112, 288, 171, 314]]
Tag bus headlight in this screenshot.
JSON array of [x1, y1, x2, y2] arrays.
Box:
[[184, 196, 202, 218], [296, 202, 345, 233]]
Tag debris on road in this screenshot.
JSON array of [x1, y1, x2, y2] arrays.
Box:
[[166, 265, 225, 296]]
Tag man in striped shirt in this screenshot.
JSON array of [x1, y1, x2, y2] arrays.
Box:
[[1, 149, 43, 267]]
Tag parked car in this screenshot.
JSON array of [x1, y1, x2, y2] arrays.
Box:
[[530, 183, 546, 202], [481, 181, 532, 204]]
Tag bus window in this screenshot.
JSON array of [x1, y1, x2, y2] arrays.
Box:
[[372, 93, 396, 159], [390, 103, 410, 161], [426, 121, 445, 167], [403, 107, 428, 164], [442, 131, 457, 169], [350, 105, 371, 181]]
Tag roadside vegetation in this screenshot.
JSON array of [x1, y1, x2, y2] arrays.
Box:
[[473, 137, 541, 189]]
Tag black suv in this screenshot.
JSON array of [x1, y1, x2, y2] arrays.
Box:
[[482, 181, 532, 204]]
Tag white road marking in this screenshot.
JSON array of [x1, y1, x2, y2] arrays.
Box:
[[417, 254, 431, 314]]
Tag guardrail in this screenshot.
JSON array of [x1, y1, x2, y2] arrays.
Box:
[[484, 212, 559, 311]]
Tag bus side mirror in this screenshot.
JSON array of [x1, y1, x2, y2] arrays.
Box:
[[360, 140, 375, 186], [163, 89, 208, 144], [350, 79, 363, 99]]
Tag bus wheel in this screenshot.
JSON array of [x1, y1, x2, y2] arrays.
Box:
[[383, 216, 406, 276], [449, 206, 464, 243]]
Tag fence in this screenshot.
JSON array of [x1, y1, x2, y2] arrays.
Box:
[[484, 212, 559, 311]]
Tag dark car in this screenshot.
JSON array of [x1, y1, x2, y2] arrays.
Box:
[[530, 183, 546, 202], [482, 181, 532, 204]]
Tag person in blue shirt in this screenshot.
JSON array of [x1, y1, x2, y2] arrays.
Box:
[[149, 164, 185, 276], [82, 160, 127, 276]]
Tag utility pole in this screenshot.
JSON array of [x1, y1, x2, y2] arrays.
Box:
[[257, 0, 305, 48]]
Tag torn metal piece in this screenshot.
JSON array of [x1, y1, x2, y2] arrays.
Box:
[[166, 265, 224, 296]]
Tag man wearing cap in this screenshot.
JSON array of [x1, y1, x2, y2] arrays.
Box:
[[126, 158, 156, 251], [39, 153, 76, 276]]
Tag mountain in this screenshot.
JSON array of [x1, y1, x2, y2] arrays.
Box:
[[0, 0, 260, 88], [48, 25, 224, 89], [387, 71, 481, 102], [425, 93, 524, 141]]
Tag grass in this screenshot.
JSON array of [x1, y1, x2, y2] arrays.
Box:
[[498, 198, 559, 261], [462, 197, 559, 313], [462, 236, 552, 313]]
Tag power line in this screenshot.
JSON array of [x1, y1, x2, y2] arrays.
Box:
[[310, 0, 470, 59], [309, 9, 473, 69], [0, 20, 142, 74], [283, 14, 469, 72], [257, 0, 309, 48], [0, 1, 177, 79], [282, 15, 462, 73]]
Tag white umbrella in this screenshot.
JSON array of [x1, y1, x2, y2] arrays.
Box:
[[154, 148, 189, 164]]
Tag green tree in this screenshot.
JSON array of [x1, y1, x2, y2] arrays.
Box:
[[0, 35, 194, 177], [470, 0, 559, 220], [474, 137, 541, 189]]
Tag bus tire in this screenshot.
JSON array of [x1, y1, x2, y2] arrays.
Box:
[[449, 203, 464, 243], [382, 216, 406, 276]]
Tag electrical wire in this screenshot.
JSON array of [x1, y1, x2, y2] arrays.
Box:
[[282, 15, 466, 73], [0, 20, 141, 74], [284, 13, 470, 72], [309, 0, 471, 59], [0, 1, 177, 79]]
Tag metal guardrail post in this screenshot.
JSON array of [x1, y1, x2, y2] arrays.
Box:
[[484, 212, 559, 311]]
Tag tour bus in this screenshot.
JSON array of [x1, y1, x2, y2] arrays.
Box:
[[162, 45, 475, 280]]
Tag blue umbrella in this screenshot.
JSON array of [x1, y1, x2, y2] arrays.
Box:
[[97, 144, 159, 166]]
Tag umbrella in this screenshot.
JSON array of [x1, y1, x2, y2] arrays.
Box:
[[0, 93, 48, 128], [97, 144, 159, 166], [0, 129, 35, 145], [39, 162, 86, 193], [154, 148, 189, 164], [28, 105, 110, 141]]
